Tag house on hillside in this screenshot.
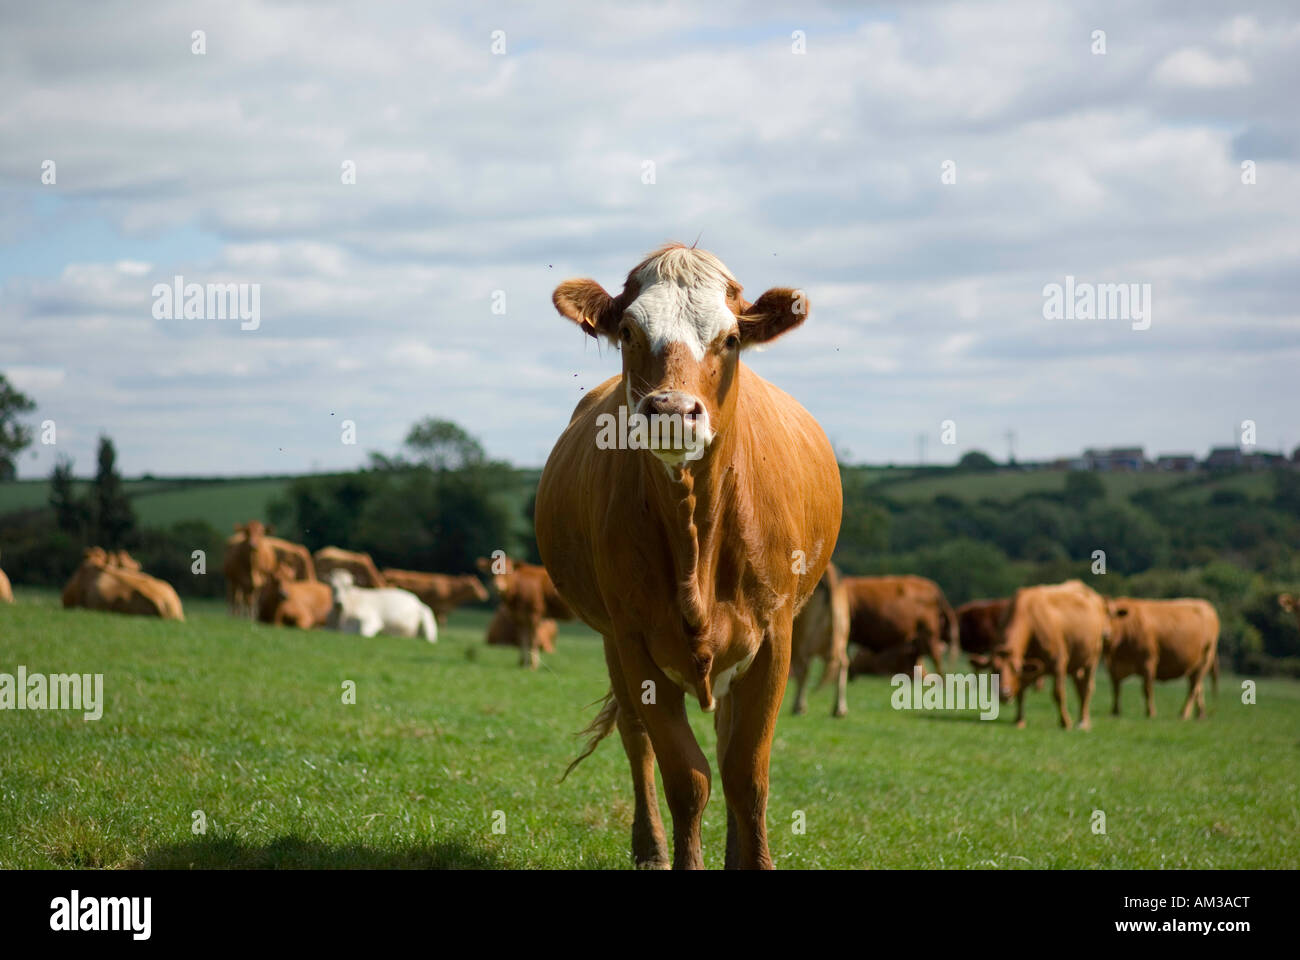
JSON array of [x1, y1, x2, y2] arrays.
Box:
[[1083, 447, 1147, 471], [1204, 447, 1243, 470], [1155, 453, 1198, 472]]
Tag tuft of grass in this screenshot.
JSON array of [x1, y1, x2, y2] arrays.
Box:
[[0, 588, 1296, 869]]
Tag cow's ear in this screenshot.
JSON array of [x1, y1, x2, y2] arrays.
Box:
[[738, 287, 808, 345], [553, 279, 621, 341], [1113, 606, 1129, 618]]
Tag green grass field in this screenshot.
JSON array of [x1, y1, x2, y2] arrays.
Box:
[[1, 588, 1296, 869]]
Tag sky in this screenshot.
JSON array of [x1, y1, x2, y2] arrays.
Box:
[[1, 0, 1297, 479]]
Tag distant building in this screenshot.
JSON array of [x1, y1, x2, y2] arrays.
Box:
[[1083, 447, 1147, 471], [1204, 447, 1243, 470], [1155, 454, 1197, 472]]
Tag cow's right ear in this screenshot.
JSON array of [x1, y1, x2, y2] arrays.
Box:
[[553, 279, 621, 341]]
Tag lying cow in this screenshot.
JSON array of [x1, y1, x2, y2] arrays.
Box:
[[1105, 597, 1219, 720], [487, 604, 558, 653], [476, 556, 572, 669], [62, 547, 185, 621], [258, 564, 333, 629], [382, 568, 489, 625], [315, 546, 387, 588], [789, 562, 850, 717], [843, 575, 957, 678], [327, 569, 436, 641], [971, 579, 1108, 729]]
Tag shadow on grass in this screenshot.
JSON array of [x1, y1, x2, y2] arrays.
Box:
[[131, 834, 558, 870]]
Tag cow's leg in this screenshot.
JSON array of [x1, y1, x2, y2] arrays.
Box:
[[923, 627, 945, 676], [603, 637, 669, 869], [1144, 664, 1157, 718], [1110, 664, 1123, 715], [517, 620, 539, 670], [1074, 663, 1095, 731], [714, 694, 741, 868], [832, 657, 848, 718], [719, 622, 791, 870], [1052, 669, 1072, 729], [1179, 675, 1198, 720], [1014, 688, 1027, 728], [619, 637, 709, 870], [789, 652, 809, 715]]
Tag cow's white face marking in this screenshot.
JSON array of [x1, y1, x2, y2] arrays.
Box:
[[624, 276, 734, 361]]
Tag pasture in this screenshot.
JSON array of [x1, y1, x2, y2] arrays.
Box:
[[1, 588, 1297, 869]]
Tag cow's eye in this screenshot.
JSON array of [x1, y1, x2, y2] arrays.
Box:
[[724, 333, 740, 350], [619, 324, 633, 344]]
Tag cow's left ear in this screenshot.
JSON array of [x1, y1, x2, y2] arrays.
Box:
[[553, 279, 621, 341], [738, 287, 809, 345]]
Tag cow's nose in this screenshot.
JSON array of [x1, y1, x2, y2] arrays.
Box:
[[643, 391, 704, 419]]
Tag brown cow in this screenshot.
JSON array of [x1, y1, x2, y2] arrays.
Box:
[[971, 579, 1108, 729], [486, 604, 558, 654], [314, 546, 386, 588], [257, 563, 333, 629], [536, 244, 842, 869], [265, 537, 316, 581], [1105, 597, 1219, 720], [0, 565, 12, 603], [382, 568, 489, 625], [475, 556, 572, 669], [224, 522, 277, 618], [843, 575, 957, 678], [1279, 594, 1300, 633], [789, 562, 850, 717], [108, 550, 142, 572], [62, 547, 185, 621], [957, 597, 1010, 657]]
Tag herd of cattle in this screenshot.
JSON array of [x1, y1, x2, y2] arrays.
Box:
[[1, 242, 1294, 870]]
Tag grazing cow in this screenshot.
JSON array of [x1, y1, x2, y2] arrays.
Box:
[[487, 604, 558, 654], [970, 579, 1108, 729], [327, 570, 437, 641], [223, 521, 277, 618], [957, 597, 1010, 658], [265, 537, 316, 581], [476, 556, 572, 669], [257, 563, 333, 629], [536, 244, 842, 870], [314, 547, 387, 588], [62, 547, 185, 621], [789, 562, 850, 717], [842, 575, 957, 678], [1105, 597, 1220, 720], [382, 568, 490, 625]]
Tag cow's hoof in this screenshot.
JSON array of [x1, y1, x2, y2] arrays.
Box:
[[792, 705, 806, 716], [1078, 721, 1091, 732], [832, 706, 848, 719], [1015, 719, 1027, 729], [635, 859, 670, 871]]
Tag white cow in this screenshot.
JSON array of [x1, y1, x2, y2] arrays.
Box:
[[328, 570, 437, 642]]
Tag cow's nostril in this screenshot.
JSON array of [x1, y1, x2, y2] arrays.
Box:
[[686, 401, 705, 419]]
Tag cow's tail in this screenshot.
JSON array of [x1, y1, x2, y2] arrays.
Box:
[[559, 689, 618, 783], [419, 605, 438, 643], [818, 565, 851, 690]]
